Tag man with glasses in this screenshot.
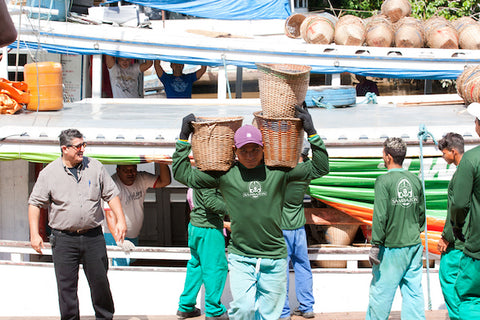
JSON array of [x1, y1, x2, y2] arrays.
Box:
[[28, 128, 127, 320], [451, 102, 480, 319]]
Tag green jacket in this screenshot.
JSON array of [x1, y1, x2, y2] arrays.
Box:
[[281, 179, 310, 230], [173, 135, 329, 259], [451, 145, 480, 259], [371, 168, 425, 248], [189, 188, 226, 230]]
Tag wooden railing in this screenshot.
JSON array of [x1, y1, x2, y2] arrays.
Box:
[[0, 240, 440, 271]]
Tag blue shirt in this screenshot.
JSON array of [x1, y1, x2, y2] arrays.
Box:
[[160, 72, 197, 98]]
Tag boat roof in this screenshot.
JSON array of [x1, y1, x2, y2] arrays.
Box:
[[0, 95, 477, 161], [9, 17, 479, 79]]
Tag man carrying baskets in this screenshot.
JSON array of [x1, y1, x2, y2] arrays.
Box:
[[172, 105, 329, 320]]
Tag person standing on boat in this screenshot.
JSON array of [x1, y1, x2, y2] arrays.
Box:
[[450, 102, 480, 319], [0, 0, 17, 48], [366, 137, 426, 320], [176, 187, 229, 320], [355, 74, 379, 97], [280, 148, 315, 320], [104, 163, 171, 266], [172, 106, 329, 320], [154, 60, 207, 98], [28, 128, 127, 320], [106, 55, 153, 98], [437, 132, 465, 320]]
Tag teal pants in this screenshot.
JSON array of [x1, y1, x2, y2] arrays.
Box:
[[455, 253, 480, 320], [439, 248, 462, 320], [228, 253, 287, 320], [179, 223, 228, 317], [366, 243, 425, 320]]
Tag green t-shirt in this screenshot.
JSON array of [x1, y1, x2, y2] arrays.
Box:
[[189, 188, 226, 230], [173, 135, 329, 259], [451, 145, 480, 260], [442, 170, 465, 251], [371, 168, 425, 248], [281, 179, 310, 230]]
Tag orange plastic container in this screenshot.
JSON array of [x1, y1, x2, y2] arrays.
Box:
[[24, 61, 63, 111]]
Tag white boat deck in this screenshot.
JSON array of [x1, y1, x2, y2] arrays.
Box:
[[0, 95, 477, 158]]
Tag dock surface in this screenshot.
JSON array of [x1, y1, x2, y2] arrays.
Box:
[[0, 310, 449, 320]]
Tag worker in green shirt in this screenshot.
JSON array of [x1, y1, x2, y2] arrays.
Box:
[[451, 102, 480, 319], [366, 137, 426, 320], [280, 148, 315, 320], [172, 105, 329, 320], [437, 132, 465, 320], [177, 188, 228, 320]]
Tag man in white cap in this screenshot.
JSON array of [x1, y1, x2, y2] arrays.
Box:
[[172, 105, 329, 320], [450, 102, 480, 319]]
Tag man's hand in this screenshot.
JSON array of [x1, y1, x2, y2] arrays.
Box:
[[180, 113, 196, 140], [30, 234, 44, 254], [114, 220, 127, 243], [369, 245, 381, 266], [295, 103, 316, 136], [117, 239, 135, 252], [437, 237, 449, 253]]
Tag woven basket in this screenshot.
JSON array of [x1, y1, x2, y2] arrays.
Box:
[[256, 63, 312, 118], [191, 117, 243, 171], [285, 13, 306, 38], [254, 111, 304, 168], [324, 224, 360, 245]]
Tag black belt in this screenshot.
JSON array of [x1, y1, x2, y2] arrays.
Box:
[[54, 225, 101, 236]]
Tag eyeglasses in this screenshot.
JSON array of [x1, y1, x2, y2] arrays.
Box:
[[66, 142, 87, 151]]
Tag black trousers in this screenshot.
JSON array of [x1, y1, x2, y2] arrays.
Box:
[[51, 227, 114, 320]]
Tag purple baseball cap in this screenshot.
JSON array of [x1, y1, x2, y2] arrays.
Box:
[[234, 125, 263, 148]]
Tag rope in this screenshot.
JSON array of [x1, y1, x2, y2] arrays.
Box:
[[358, 92, 378, 104], [311, 96, 334, 109], [417, 123, 438, 311], [221, 54, 232, 99]]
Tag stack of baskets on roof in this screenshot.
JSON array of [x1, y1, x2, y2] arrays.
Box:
[[255, 63, 312, 168], [456, 65, 480, 104], [284, 0, 480, 49]]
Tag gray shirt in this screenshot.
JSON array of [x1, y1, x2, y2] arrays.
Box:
[[29, 157, 119, 231]]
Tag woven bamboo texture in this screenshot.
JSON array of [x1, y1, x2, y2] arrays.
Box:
[[284, 13, 306, 39], [334, 15, 366, 46], [254, 111, 303, 168], [364, 15, 394, 48], [191, 117, 243, 171], [256, 63, 311, 118], [457, 65, 480, 104]]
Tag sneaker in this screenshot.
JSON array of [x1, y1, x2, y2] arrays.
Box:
[[205, 311, 229, 320], [176, 308, 201, 319], [292, 309, 315, 319]]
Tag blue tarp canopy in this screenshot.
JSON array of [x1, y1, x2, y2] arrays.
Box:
[[105, 0, 292, 20]]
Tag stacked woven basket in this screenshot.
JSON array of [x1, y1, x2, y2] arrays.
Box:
[[456, 65, 480, 104], [191, 116, 244, 171], [190, 63, 312, 171], [284, 0, 480, 50], [255, 63, 312, 168]]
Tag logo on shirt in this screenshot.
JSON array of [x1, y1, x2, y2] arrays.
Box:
[[172, 77, 188, 93], [392, 178, 418, 208], [243, 181, 267, 199]]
